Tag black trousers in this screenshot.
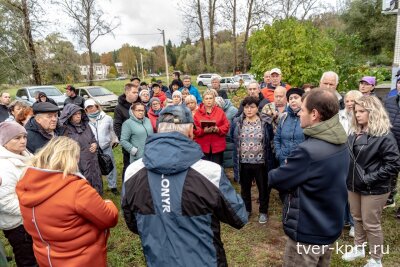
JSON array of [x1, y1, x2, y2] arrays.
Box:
[[3, 225, 37, 267], [202, 152, 224, 166], [122, 148, 130, 183], [239, 163, 271, 214]]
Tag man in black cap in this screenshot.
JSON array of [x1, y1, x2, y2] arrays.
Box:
[[25, 102, 64, 153], [64, 85, 85, 109], [130, 76, 141, 87], [122, 104, 247, 267]]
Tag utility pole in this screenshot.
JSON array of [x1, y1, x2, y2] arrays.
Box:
[[140, 53, 144, 81], [135, 59, 139, 78], [158, 29, 170, 85]]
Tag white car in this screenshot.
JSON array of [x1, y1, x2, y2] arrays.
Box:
[[234, 74, 256, 86], [207, 77, 240, 90], [196, 73, 221, 86], [15, 86, 67, 110], [76, 86, 118, 112]]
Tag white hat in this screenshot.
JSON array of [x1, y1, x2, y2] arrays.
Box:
[[84, 99, 97, 109], [270, 68, 282, 75]]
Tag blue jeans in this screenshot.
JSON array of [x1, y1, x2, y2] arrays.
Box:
[[344, 201, 354, 226], [103, 146, 117, 189]]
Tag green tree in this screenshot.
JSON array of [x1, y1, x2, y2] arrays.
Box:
[[37, 33, 81, 84], [248, 18, 335, 87], [166, 40, 177, 68], [118, 44, 136, 75], [341, 0, 396, 61], [107, 66, 117, 78]]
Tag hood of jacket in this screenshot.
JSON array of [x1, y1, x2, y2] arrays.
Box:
[[0, 145, 31, 165], [59, 103, 88, 125], [223, 99, 234, 111], [303, 114, 347, 144], [143, 132, 204, 175], [128, 107, 145, 123], [17, 167, 85, 207]]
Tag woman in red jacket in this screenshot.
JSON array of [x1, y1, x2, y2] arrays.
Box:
[[16, 136, 118, 267], [193, 89, 230, 165]]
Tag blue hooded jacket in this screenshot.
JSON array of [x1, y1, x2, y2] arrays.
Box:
[[274, 106, 305, 165], [122, 132, 247, 267]]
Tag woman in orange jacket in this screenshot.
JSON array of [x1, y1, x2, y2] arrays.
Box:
[[16, 136, 118, 267]]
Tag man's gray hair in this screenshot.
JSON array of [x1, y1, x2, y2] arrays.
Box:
[[320, 71, 339, 85], [211, 76, 220, 83], [182, 75, 191, 81], [247, 82, 260, 89], [157, 118, 192, 137]]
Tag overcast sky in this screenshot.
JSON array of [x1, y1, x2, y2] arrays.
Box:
[[48, 0, 339, 54]]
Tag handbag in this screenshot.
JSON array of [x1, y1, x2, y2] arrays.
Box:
[[97, 146, 114, 175], [94, 123, 114, 175]]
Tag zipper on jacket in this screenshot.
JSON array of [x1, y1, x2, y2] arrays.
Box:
[[284, 194, 291, 223], [32, 207, 53, 267], [351, 142, 366, 192]]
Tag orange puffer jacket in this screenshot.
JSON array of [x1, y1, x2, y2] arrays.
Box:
[[16, 167, 118, 267]]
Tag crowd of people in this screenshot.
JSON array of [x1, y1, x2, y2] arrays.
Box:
[[0, 68, 399, 267]]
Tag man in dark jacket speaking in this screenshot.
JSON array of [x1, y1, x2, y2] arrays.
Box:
[[269, 88, 349, 267], [122, 105, 247, 267]]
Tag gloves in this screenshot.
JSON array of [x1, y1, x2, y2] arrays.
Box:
[[130, 147, 138, 156]]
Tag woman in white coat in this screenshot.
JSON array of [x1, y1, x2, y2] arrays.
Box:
[[84, 99, 119, 194], [0, 121, 37, 266]]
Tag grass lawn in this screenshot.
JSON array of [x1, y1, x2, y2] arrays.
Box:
[[1, 79, 400, 266]]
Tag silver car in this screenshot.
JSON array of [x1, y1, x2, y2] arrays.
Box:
[[76, 86, 118, 112], [15, 86, 67, 109], [207, 77, 240, 90]]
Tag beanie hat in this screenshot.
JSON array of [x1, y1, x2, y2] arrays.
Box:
[[172, 90, 182, 99], [0, 121, 27, 146], [215, 96, 225, 108], [286, 88, 305, 101], [149, 97, 161, 106], [139, 89, 150, 97]]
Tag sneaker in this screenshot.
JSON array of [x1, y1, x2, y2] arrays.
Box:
[[364, 258, 382, 267], [349, 226, 355, 238], [342, 246, 365, 261], [111, 188, 119, 195], [384, 198, 395, 209], [258, 213, 268, 224]]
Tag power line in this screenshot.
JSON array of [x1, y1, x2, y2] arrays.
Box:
[[116, 33, 162, 36]]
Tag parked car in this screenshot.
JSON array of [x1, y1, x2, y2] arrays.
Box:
[[233, 74, 256, 86], [207, 77, 240, 90], [196, 73, 221, 86], [15, 86, 67, 110], [115, 76, 127, 80], [76, 86, 118, 112]]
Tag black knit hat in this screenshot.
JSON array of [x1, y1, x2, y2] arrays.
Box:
[[286, 88, 305, 101]]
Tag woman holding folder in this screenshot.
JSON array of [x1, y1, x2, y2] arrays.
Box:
[[193, 89, 230, 165]]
